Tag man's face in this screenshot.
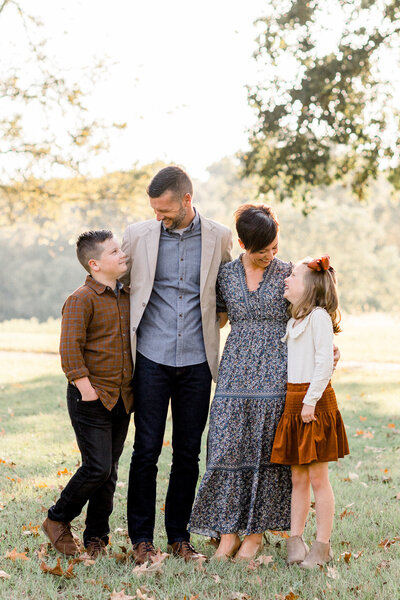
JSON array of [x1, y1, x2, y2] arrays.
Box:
[[149, 190, 190, 230]]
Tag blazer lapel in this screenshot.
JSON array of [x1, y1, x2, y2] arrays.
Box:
[[145, 221, 161, 282], [200, 215, 216, 299]]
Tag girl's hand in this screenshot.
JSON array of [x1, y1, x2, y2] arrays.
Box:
[[301, 404, 316, 423]]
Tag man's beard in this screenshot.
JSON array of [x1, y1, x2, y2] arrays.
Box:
[[166, 205, 187, 231]]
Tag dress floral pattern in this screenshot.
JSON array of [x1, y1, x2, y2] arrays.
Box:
[[189, 256, 292, 536]]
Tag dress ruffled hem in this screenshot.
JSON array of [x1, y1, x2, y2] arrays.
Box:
[[271, 382, 350, 465]]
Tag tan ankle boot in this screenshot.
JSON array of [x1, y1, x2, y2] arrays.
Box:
[[299, 540, 333, 569], [286, 535, 309, 565]]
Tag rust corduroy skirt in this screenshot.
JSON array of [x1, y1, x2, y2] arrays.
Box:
[[271, 382, 350, 465]]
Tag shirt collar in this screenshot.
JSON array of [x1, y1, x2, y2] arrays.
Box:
[[161, 206, 200, 234], [85, 275, 128, 295]]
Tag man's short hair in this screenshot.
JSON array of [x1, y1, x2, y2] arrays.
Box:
[[147, 166, 193, 199], [76, 230, 113, 273]]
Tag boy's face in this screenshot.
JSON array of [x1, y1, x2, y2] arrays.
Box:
[[89, 237, 127, 278]]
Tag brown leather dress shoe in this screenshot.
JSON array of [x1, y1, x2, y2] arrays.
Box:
[[132, 540, 157, 565], [42, 517, 80, 556], [85, 537, 108, 559], [168, 540, 207, 561]]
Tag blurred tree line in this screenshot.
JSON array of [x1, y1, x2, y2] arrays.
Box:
[[0, 157, 399, 321]]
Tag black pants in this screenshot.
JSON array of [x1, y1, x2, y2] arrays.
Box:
[[127, 353, 212, 545], [48, 384, 130, 546]]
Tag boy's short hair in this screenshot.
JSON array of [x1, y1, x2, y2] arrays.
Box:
[[147, 165, 193, 199], [76, 230, 113, 273]]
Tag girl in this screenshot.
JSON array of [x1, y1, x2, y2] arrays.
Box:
[[271, 255, 349, 569]]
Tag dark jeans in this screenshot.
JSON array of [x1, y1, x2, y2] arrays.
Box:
[[48, 384, 130, 546], [127, 353, 212, 545]]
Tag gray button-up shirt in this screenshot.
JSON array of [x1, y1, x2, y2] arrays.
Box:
[[136, 209, 206, 367]]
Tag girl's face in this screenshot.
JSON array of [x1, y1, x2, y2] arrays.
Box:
[[240, 234, 279, 269], [284, 263, 308, 304]]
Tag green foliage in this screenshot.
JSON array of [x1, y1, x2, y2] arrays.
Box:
[[243, 0, 400, 202], [0, 1, 126, 220]]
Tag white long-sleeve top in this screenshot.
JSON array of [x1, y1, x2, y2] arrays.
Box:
[[283, 307, 334, 407]]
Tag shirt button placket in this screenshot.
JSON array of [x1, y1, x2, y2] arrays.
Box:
[[177, 234, 184, 365]]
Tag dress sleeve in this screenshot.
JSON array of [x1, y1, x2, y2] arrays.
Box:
[[302, 309, 334, 406], [216, 269, 227, 313]]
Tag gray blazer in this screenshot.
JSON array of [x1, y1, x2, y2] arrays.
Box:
[[121, 214, 233, 381]]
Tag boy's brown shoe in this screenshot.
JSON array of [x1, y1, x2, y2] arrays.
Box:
[[42, 517, 80, 556], [132, 540, 157, 565], [85, 537, 108, 559]]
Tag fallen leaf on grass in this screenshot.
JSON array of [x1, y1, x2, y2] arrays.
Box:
[[132, 561, 164, 577], [226, 593, 251, 600], [7, 408, 14, 417], [340, 509, 355, 519], [270, 530, 289, 539], [353, 551, 363, 559], [0, 570, 10, 579], [387, 423, 396, 429], [326, 566, 339, 579], [35, 543, 49, 561], [40, 557, 65, 576], [340, 551, 352, 564], [6, 476, 22, 483], [256, 554, 274, 565], [57, 468, 72, 477], [275, 592, 299, 600], [149, 548, 169, 564], [210, 574, 221, 583], [4, 548, 29, 561], [195, 556, 207, 571], [136, 587, 155, 600], [378, 537, 400, 550], [396, 492, 400, 500], [359, 416, 367, 421], [110, 590, 135, 600]]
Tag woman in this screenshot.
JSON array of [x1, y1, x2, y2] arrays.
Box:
[[189, 204, 292, 560]]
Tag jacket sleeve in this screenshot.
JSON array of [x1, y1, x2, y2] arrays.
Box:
[[221, 228, 233, 264], [59, 295, 92, 381]]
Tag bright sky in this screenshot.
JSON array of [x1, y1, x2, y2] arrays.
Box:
[[2, 0, 268, 180]]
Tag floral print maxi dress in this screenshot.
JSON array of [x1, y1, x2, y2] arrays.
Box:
[[189, 256, 292, 536]]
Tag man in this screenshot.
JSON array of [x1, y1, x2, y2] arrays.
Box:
[[122, 166, 232, 563]]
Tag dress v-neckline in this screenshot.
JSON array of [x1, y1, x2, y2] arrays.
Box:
[[239, 254, 273, 293]]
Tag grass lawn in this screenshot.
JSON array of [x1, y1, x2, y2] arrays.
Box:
[[0, 318, 399, 599]]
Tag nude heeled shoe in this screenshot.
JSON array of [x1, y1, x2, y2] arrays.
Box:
[[234, 540, 263, 562], [212, 535, 241, 561]]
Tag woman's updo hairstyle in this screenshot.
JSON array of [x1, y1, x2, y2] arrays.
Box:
[[234, 204, 279, 253]]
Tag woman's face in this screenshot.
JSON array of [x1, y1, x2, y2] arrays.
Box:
[[243, 234, 279, 269], [284, 263, 307, 304]]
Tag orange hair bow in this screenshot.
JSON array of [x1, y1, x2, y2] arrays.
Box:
[[307, 255, 330, 271]]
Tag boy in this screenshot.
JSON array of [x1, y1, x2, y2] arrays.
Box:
[[42, 230, 134, 558]]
